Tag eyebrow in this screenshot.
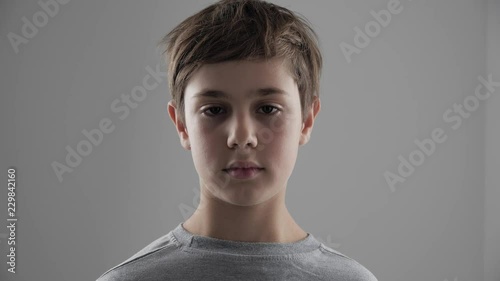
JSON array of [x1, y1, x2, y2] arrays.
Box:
[[192, 87, 288, 99]]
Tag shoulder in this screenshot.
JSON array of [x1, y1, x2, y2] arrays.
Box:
[[95, 231, 180, 281], [318, 243, 379, 281]]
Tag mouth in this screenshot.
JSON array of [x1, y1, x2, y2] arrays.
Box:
[[224, 160, 264, 170], [223, 167, 264, 172], [223, 167, 264, 180]]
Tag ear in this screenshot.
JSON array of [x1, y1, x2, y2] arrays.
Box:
[[299, 96, 321, 146], [167, 100, 191, 151]]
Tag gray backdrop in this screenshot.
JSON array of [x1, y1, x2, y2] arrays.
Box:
[[1, 0, 499, 281]]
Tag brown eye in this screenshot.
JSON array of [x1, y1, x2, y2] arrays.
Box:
[[203, 106, 225, 116], [259, 105, 279, 115], [202, 105, 280, 117]]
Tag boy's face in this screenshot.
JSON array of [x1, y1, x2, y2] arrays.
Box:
[[168, 57, 320, 206]]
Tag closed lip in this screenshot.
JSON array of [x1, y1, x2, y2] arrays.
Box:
[[223, 161, 264, 170]]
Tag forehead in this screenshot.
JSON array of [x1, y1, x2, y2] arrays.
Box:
[[185, 57, 296, 101]]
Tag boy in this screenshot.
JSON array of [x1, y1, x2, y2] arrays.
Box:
[[97, 0, 378, 280]]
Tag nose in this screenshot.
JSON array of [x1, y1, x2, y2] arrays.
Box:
[[227, 111, 258, 149]]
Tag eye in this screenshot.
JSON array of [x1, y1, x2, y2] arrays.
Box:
[[204, 106, 225, 116], [258, 105, 279, 115], [202, 105, 280, 117]]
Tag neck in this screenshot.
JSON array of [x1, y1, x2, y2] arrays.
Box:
[[182, 184, 307, 243]]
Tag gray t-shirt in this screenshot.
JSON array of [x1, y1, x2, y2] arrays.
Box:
[[96, 223, 378, 281]]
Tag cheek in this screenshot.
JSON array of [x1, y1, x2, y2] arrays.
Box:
[[259, 118, 300, 148], [264, 120, 301, 155], [258, 133, 299, 177], [191, 130, 222, 163]]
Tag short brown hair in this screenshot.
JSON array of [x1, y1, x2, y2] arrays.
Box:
[[157, 0, 322, 125]]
